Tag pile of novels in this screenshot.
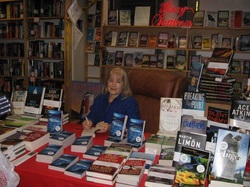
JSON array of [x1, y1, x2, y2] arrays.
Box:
[[198, 74, 236, 102]]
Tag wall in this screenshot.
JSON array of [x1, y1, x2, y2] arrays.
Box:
[[200, 0, 250, 11]]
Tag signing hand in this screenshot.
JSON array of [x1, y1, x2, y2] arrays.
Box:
[[82, 119, 93, 130], [96, 121, 110, 133]]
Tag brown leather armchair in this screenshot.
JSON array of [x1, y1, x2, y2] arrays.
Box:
[[128, 69, 188, 134]]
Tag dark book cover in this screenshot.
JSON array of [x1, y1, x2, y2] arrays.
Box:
[[180, 115, 207, 134], [109, 113, 127, 140], [24, 86, 44, 113], [211, 129, 250, 184], [72, 135, 92, 146], [65, 159, 94, 178], [38, 144, 63, 156], [187, 61, 204, 92], [207, 106, 229, 126], [175, 146, 210, 186], [127, 118, 145, 147], [84, 145, 108, 158], [49, 154, 78, 171], [173, 131, 207, 167], [49, 131, 74, 142]]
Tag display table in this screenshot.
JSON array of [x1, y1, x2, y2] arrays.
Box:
[[15, 123, 150, 187]]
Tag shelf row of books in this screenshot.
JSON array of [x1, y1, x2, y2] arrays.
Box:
[[0, 22, 23, 39], [193, 10, 250, 28], [0, 42, 24, 57]]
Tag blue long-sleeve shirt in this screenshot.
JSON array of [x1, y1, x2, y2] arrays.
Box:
[[84, 93, 140, 128]]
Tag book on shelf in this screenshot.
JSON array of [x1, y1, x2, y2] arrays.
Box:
[[158, 97, 182, 136], [108, 10, 118, 25], [157, 53, 164, 68], [105, 51, 116, 65], [23, 130, 49, 151], [205, 11, 218, 27], [150, 54, 158, 68], [173, 131, 207, 167], [239, 34, 250, 51], [217, 10, 230, 27], [242, 12, 250, 28], [87, 28, 95, 41], [86, 153, 125, 185], [117, 31, 129, 46], [141, 54, 150, 68], [230, 59, 241, 74], [193, 36, 202, 49], [193, 10, 205, 26], [175, 54, 186, 70], [187, 61, 204, 92], [116, 158, 146, 186], [123, 53, 134, 67], [211, 33, 223, 49], [222, 37, 233, 48], [132, 52, 144, 67], [182, 91, 206, 117], [134, 6, 151, 26], [48, 154, 79, 172], [158, 147, 175, 166], [23, 86, 45, 115], [210, 129, 250, 187], [36, 144, 63, 164], [207, 106, 229, 128], [119, 10, 131, 26], [145, 164, 176, 187], [200, 74, 236, 83], [129, 151, 156, 174], [202, 36, 211, 50], [206, 48, 234, 78], [242, 60, 250, 74], [10, 90, 27, 115], [166, 55, 175, 68], [229, 100, 250, 130], [148, 35, 157, 47], [128, 32, 139, 47], [231, 10, 242, 28], [114, 51, 124, 66], [49, 131, 75, 148], [139, 34, 148, 47], [175, 146, 210, 187], [86, 41, 95, 53], [180, 115, 207, 134], [64, 159, 94, 179], [94, 28, 101, 41], [126, 118, 145, 149], [83, 144, 108, 160], [178, 36, 187, 49], [157, 32, 169, 48], [70, 135, 93, 153]]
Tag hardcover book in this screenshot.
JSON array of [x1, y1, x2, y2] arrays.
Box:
[[180, 115, 207, 134], [175, 146, 210, 186], [187, 61, 204, 92], [134, 6, 151, 26], [230, 100, 250, 130], [64, 159, 94, 179], [158, 97, 182, 136], [49, 154, 79, 172], [182, 91, 206, 117], [173, 131, 207, 167], [24, 86, 45, 115], [108, 112, 128, 141], [206, 48, 234, 77], [211, 129, 250, 185]]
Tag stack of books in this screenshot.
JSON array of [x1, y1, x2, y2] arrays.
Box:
[[36, 144, 64, 163], [48, 154, 79, 172], [199, 74, 236, 102], [71, 135, 93, 153], [23, 130, 50, 151], [49, 131, 76, 148]]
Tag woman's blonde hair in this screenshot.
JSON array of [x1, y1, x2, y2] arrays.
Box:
[[103, 67, 132, 98]]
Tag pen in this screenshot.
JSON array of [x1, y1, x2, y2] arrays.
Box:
[[85, 116, 89, 126]]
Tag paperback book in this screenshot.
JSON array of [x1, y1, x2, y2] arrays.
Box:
[[64, 159, 94, 179], [36, 144, 63, 163], [71, 135, 93, 153], [83, 144, 108, 160], [10, 90, 27, 115], [23, 130, 49, 151], [158, 147, 175, 166], [49, 154, 79, 172], [104, 143, 132, 159], [158, 98, 182, 136], [187, 61, 204, 92], [49, 131, 75, 148]]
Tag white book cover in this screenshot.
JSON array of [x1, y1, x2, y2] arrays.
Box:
[[134, 6, 151, 26], [10, 90, 27, 114]]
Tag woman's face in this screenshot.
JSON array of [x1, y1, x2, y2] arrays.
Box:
[[107, 73, 124, 97]]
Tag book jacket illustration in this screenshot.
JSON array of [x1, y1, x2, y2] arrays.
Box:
[[187, 62, 204, 92], [180, 115, 207, 134], [211, 129, 250, 184], [175, 146, 210, 186], [127, 118, 145, 147], [159, 98, 182, 135], [109, 113, 128, 141]]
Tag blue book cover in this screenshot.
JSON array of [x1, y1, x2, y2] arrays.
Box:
[[127, 118, 145, 147], [187, 61, 204, 92], [39, 144, 63, 156], [84, 145, 108, 159], [65, 159, 94, 178], [109, 112, 128, 140], [180, 115, 207, 134], [72, 135, 92, 146], [49, 154, 78, 171], [50, 131, 74, 142], [47, 110, 62, 133]]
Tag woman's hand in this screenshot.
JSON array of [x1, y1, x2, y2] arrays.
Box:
[[82, 119, 93, 130], [96, 121, 110, 133]]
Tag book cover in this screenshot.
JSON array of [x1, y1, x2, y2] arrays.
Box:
[[182, 91, 206, 117], [193, 36, 202, 49], [217, 10, 230, 27], [141, 54, 150, 68], [71, 135, 93, 153], [36, 144, 63, 162], [128, 32, 139, 47], [205, 11, 218, 27], [64, 159, 94, 179], [202, 37, 211, 50], [158, 147, 175, 166], [175, 54, 186, 70], [242, 12, 250, 28], [173, 131, 207, 167], [207, 106, 229, 128], [132, 52, 143, 67], [187, 61, 204, 92], [49, 154, 78, 172], [145, 134, 165, 155], [221, 37, 232, 48], [119, 10, 131, 26], [10, 90, 27, 115], [230, 59, 241, 74], [24, 86, 45, 115], [240, 34, 250, 51], [148, 35, 157, 47], [139, 34, 148, 47], [123, 53, 133, 67], [134, 6, 151, 26], [158, 98, 182, 135], [193, 10, 205, 26], [157, 32, 169, 48], [211, 129, 250, 184], [47, 110, 62, 133], [167, 55, 175, 68], [230, 100, 250, 130], [178, 36, 187, 49], [83, 144, 108, 159], [180, 115, 207, 134], [117, 31, 128, 46], [200, 74, 236, 83], [105, 51, 116, 65], [127, 118, 145, 147], [109, 112, 128, 141], [114, 51, 124, 66], [49, 131, 75, 148], [108, 10, 118, 25], [206, 48, 234, 78], [129, 152, 156, 173], [175, 146, 210, 186], [157, 53, 164, 68], [23, 130, 49, 150], [87, 28, 95, 41]]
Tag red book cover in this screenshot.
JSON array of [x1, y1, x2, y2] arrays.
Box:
[[24, 131, 49, 142], [96, 153, 125, 165], [119, 159, 146, 176]]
